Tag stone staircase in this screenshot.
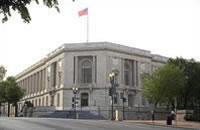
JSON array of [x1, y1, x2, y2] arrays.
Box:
[[38, 110, 106, 120]]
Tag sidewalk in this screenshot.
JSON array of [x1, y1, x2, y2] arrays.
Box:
[[124, 120, 200, 129]]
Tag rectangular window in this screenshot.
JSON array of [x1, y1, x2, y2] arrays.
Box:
[[39, 98, 41, 106], [51, 95, 54, 106], [125, 71, 129, 85], [81, 93, 89, 107], [42, 97, 44, 106], [142, 97, 146, 106], [46, 96, 48, 106], [57, 93, 60, 107], [32, 100, 34, 107], [53, 62, 57, 87], [35, 99, 37, 107], [132, 60, 135, 86]]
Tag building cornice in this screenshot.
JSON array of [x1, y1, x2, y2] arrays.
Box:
[[16, 42, 168, 79]]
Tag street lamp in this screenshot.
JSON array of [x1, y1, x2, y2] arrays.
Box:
[[72, 87, 78, 119], [109, 72, 115, 120]]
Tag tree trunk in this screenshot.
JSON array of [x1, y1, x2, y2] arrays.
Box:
[[14, 103, 18, 117], [8, 103, 10, 117]]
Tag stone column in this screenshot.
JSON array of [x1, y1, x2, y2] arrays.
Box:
[[134, 60, 137, 87], [37, 72, 39, 93], [41, 70, 44, 92], [39, 71, 41, 92], [92, 56, 96, 84], [121, 58, 124, 84], [75, 56, 78, 84], [30, 75, 33, 95], [44, 68, 46, 91]]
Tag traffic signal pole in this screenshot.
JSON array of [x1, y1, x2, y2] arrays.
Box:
[[123, 97, 125, 120], [109, 73, 115, 120], [111, 87, 114, 120], [74, 93, 76, 119]]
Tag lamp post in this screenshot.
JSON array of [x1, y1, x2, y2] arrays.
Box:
[[72, 87, 78, 119], [109, 72, 115, 120]]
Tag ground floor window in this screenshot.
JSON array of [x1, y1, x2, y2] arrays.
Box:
[[42, 97, 44, 106], [39, 98, 41, 106], [46, 96, 48, 106], [81, 93, 89, 107], [50, 96, 54, 106], [128, 94, 134, 107], [57, 93, 60, 107]]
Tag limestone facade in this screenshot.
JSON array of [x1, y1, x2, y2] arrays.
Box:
[[2, 42, 168, 117]]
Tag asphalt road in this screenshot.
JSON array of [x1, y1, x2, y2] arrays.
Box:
[[0, 118, 191, 130]]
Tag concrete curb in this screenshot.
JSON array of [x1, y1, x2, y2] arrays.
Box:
[[125, 121, 198, 130], [103, 120, 200, 130]]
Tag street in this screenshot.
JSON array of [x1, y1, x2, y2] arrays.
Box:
[[0, 118, 190, 130]]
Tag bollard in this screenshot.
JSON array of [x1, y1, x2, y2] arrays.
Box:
[[76, 113, 79, 119], [115, 110, 118, 121]]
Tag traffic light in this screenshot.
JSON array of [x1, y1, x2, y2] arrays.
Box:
[[123, 98, 126, 102], [72, 97, 75, 102]]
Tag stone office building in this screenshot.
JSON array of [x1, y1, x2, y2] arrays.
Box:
[[4, 42, 168, 119]]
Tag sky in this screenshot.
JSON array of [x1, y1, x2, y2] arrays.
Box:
[[0, 0, 200, 77]]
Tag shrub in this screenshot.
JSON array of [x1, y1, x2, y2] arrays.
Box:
[[193, 108, 200, 121], [184, 114, 194, 121]]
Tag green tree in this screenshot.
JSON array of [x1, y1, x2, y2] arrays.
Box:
[[4, 76, 24, 117], [0, 66, 7, 113], [0, 66, 6, 82], [142, 64, 185, 108], [0, 0, 60, 23], [0, 81, 6, 105], [168, 57, 200, 109]]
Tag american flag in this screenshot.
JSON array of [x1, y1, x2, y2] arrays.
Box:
[[78, 8, 88, 17]]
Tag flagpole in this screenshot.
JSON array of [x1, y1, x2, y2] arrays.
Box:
[[87, 8, 89, 43]]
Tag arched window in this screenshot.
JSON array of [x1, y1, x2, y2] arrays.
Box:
[[81, 93, 89, 107], [81, 60, 92, 83], [128, 94, 134, 107], [124, 63, 130, 85]]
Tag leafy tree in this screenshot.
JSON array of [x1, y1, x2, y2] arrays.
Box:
[[0, 66, 6, 82], [168, 57, 200, 109], [0, 0, 60, 23], [142, 64, 185, 108], [0, 66, 6, 112], [0, 81, 6, 105], [4, 76, 24, 117]]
